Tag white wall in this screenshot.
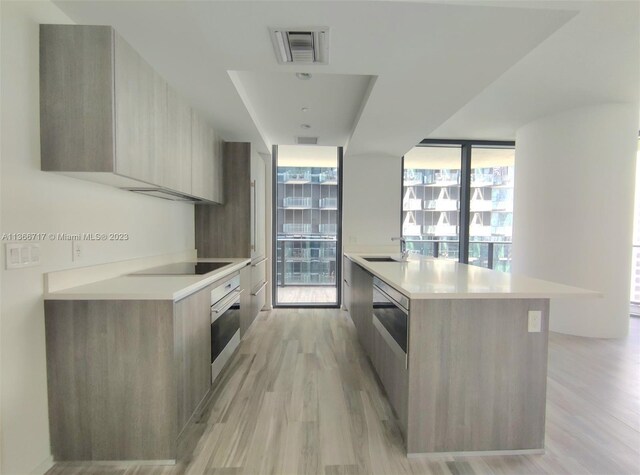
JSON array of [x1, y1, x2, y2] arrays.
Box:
[[513, 103, 638, 338], [343, 153, 402, 253], [0, 2, 195, 473]]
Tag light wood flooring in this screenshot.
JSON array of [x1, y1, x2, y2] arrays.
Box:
[[48, 311, 640, 475], [277, 286, 337, 304]]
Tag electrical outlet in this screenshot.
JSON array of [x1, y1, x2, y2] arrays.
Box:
[[72, 240, 82, 262], [528, 310, 542, 332]]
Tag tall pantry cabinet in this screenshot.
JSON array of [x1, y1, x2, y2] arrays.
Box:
[[195, 143, 267, 336]]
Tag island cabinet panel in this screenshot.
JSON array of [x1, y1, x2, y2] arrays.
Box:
[[370, 321, 409, 438], [44, 300, 177, 461], [342, 255, 352, 313], [350, 261, 373, 356], [174, 285, 213, 436], [406, 298, 550, 454]]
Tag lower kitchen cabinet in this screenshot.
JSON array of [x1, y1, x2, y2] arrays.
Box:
[[350, 259, 373, 356], [44, 282, 219, 462], [240, 257, 267, 337], [370, 317, 409, 437], [174, 284, 213, 435]]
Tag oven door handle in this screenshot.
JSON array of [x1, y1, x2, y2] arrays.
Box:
[[211, 289, 242, 320]]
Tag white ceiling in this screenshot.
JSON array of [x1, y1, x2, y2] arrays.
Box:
[[278, 145, 338, 167], [429, 1, 640, 140], [230, 71, 373, 147], [52, 1, 639, 160]]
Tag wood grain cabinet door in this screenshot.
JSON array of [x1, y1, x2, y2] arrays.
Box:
[[173, 286, 212, 435], [113, 33, 167, 185], [165, 86, 192, 194], [191, 111, 221, 203]]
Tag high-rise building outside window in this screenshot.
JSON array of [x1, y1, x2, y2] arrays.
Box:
[[402, 141, 515, 272], [469, 147, 515, 272], [403, 146, 461, 260]]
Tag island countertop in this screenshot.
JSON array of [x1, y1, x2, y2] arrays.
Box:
[[345, 253, 599, 300], [44, 258, 250, 301]]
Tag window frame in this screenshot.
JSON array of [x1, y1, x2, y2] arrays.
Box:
[[402, 139, 515, 266]]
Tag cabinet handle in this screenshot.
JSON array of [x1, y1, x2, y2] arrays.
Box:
[[251, 281, 267, 296], [251, 180, 256, 252], [252, 257, 267, 267]]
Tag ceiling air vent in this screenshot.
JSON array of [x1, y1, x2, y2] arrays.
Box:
[[270, 27, 329, 64], [296, 136, 318, 145]]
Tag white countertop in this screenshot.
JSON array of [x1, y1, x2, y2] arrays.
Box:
[[44, 258, 251, 301], [346, 253, 600, 300]]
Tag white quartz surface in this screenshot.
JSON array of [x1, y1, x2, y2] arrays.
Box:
[[44, 258, 251, 301], [347, 254, 600, 300]]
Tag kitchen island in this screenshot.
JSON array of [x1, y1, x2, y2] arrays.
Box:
[[343, 253, 597, 457]]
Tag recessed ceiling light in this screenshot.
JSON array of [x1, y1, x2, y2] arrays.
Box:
[[301, 107, 309, 112], [301, 124, 311, 129], [296, 72, 312, 80]]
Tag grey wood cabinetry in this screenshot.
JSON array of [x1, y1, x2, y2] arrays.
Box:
[[195, 142, 251, 257], [191, 111, 223, 203], [44, 284, 217, 462], [195, 142, 267, 331], [40, 25, 222, 203], [370, 319, 409, 438], [174, 285, 213, 435], [239, 265, 253, 337], [343, 255, 352, 312], [346, 258, 373, 357], [345, 256, 550, 455], [165, 87, 192, 194], [407, 298, 550, 454], [113, 33, 166, 185]]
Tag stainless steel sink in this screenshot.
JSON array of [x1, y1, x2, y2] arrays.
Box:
[[363, 256, 400, 263]]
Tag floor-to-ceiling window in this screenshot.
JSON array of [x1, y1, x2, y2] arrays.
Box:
[[402, 145, 461, 260], [630, 137, 640, 315], [273, 145, 342, 306], [402, 140, 515, 271], [469, 146, 515, 271]]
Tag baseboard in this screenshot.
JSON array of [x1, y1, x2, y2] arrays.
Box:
[[31, 455, 54, 474], [407, 448, 544, 458]]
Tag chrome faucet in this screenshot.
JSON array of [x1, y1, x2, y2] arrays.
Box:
[[391, 237, 409, 261]]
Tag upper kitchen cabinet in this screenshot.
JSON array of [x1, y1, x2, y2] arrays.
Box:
[[165, 86, 192, 195], [112, 32, 166, 186], [40, 24, 222, 204], [191, 110, 223, 204]]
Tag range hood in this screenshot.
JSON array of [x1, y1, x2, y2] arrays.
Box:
[[123, 187, 206, 202]]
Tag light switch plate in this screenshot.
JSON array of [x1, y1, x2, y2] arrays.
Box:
[[5, 242, 40, 269], [528, 310, 542, 332]]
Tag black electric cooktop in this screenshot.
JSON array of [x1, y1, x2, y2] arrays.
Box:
[[129, 262, 232, 276]]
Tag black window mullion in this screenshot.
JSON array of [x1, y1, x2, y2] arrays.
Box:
[[459, 144, 472, 264]]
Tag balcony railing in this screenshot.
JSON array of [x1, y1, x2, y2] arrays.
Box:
[[282, 223, 312, 234], [283, 197, 312, 208], [282, 170, 311, 183], [276, 238, 337, 286], [319, 197, 338, 209], [405, 239, 512, 271], [319, 223, 337, 234]]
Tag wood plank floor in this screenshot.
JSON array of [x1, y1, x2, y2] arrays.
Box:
[[47, 310, 640, 475]]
